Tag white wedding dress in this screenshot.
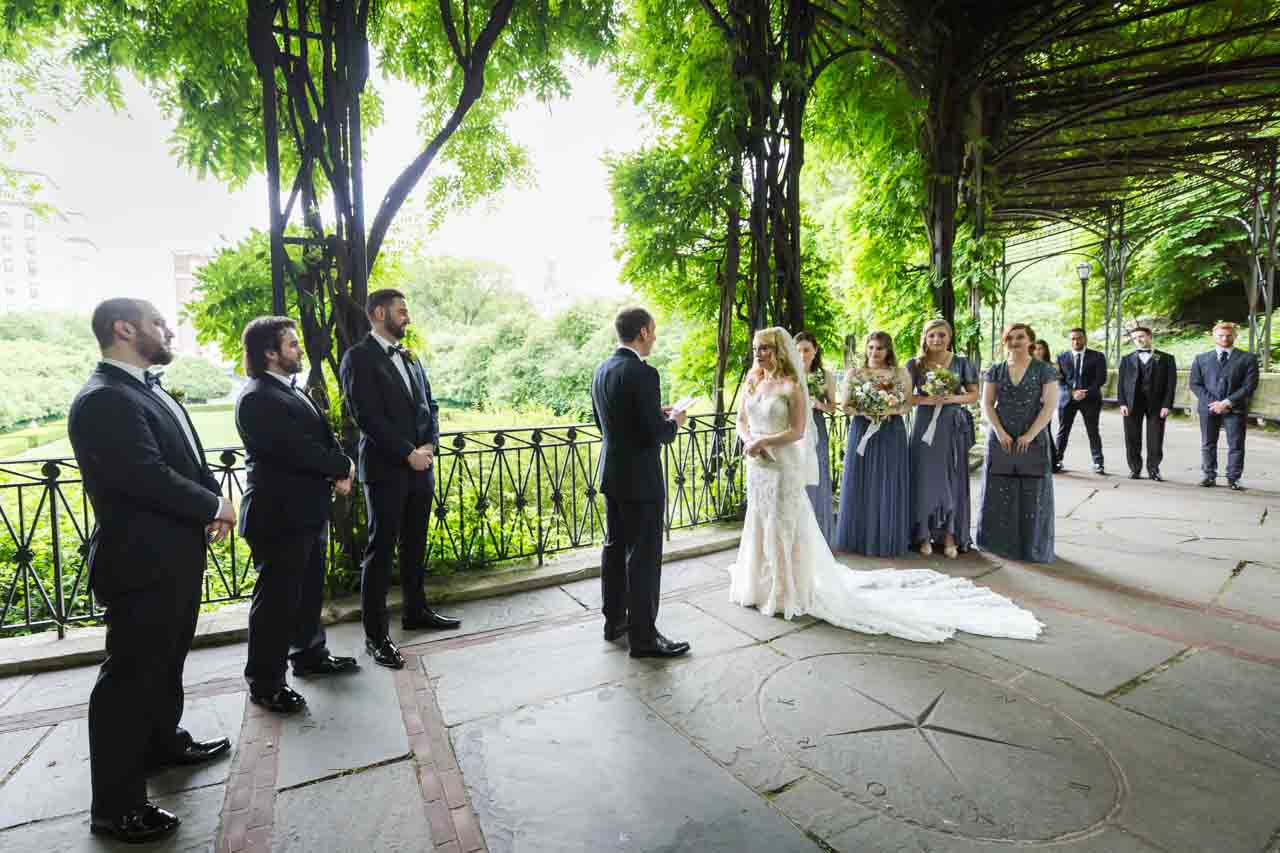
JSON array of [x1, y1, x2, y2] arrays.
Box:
[[728, 384, 1043, 643]]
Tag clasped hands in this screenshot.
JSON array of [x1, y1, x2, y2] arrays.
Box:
[[1208, 400, 1233, 415], [207, 499, 236, 543], [334, 460, 356, 497], [407, 444, 435, 472], [1119, 405, 1171, 419], [995, 430, 1037, 454], [661, 406, 690, 428]]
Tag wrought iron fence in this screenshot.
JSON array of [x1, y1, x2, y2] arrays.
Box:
[[0, 412, 855, 638]]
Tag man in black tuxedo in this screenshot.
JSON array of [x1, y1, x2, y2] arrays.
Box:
[[590, 307, 690, 659], [1054, 327, 1107, 475], [236, 317, 360, 713], [1189, 321, 1260, 490], [1117, 326, 1177, 481], [68, 299, 234, 843], [340, 289, 459, 670]]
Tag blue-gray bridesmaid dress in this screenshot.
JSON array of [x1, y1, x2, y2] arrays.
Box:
[[805, 370, 835, 543], [906, 356, 978, 550], [833, 367, 911, 557]]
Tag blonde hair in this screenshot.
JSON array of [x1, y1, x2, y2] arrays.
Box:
[[745, 327, 800, 395], [1213, 321, 1238, 334], [917, 318, 954, 364]]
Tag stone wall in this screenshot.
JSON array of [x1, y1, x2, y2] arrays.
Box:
[[1101, 368, 1280, 421]]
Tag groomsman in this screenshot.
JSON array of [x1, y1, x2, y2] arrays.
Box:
[[340, 289, 460, 670], [1054, 328, 1107, 474], [1189, 321, 1260, 490], [1117, 326, 1176, 481], [68, 299, 233, 843], [236, 317, 359, 713]]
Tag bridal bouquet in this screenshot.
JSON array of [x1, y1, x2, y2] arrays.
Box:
[[846, 377, 905, 457], [919, 368, 960, 447], [805, 370, 828, 403]]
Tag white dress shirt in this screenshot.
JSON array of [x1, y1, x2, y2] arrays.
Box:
[[1137, 350, 1153, 365], [372, 332, 414, 396], [102, 358, 227, 521]]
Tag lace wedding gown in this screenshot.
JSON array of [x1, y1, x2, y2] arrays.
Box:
[[728, 386, 1043, 643]]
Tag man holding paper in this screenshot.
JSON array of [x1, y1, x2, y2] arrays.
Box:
[[590, 307, 690, 658]]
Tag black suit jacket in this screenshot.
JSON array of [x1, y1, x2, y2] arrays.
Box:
[[235, 376, 351, 542], [339, 334, 439, 486], [68, 362, 222, 598], [1117, 350, 1177, 410], [1057, 348, 1106, 407], [1189, 349, 1260, 413], [590, 348, 678, 503]]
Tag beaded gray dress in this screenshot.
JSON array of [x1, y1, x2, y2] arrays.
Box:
[[976, 360, 1056, 562], [805, 369, 834, 543], [906, 356, 977, 550]]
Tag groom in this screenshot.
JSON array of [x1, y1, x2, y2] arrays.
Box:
[[590, 307, 689, 658]]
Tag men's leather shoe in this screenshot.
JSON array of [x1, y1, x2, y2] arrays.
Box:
[[149, 736, 230, 771], [630, 632, 691, 659], [90, 802, 180, 843], [250, 686, 307, 714], [1199, 477, 1216, 487], [1228, 480, 1245, 491], [366, 637, 405, 669], [603, 621, 629, 643], [1052, 464, 1064, 474], [1092, 465, 1106, 475], [1128, 471, 1141, 480], [402, 609, 461, 631], [292, 652, 359, 677], [1149, 471, 1164, 482]]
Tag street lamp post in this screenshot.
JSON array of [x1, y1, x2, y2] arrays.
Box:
[[1076, 261, 1092, 328]]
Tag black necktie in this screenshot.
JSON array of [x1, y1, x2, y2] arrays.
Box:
[[1219, 350, 1228, 366], [145, 372, 162, 389]]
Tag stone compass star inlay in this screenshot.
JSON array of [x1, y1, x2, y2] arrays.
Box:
[[759, 653, 1119, 841]]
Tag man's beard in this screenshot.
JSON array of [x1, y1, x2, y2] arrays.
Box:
[[387, 319, 408, 339], [281, 353, 304, 375], [138, 335, 173, 366]]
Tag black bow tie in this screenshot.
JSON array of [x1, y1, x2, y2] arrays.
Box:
[[388, 343, 408, 358], [1137, 349, 1152, 355], [145, 372, 162, 389]]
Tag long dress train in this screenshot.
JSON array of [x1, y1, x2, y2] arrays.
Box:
[[728, 385, 1042, 643]]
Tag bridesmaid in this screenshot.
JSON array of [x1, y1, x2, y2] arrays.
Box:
[[906, 319, 979, 559], [795, 332, 836, 542], [1032, 340, 1055, 364], [833, 331, 913, 557], [976, 323, 1059, 562]]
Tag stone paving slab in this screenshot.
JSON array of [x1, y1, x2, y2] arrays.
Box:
[[1052, 539, 1239, 605], [1115, 648, 1280, 769], [0, 782, 225, 853], [1013, 668, 1280, 853], [275, 649, 407, 790], [0, 675, 30, 712], [558, 556, 729, 611], [1217, 561, 1280, 620], [625, 644, 804, 793], [424, 601, 755, 726], [684, 589, 815, 642], [451, 686, 817, 853], [395, 585, 585, 646], [959, 608, 1186, 696], [271, 760, 432, 853], [0, 725, 48, 780], [0, 692, 240, 830], [1070, 487, 1268, 526]]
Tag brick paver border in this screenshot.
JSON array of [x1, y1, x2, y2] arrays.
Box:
[[217, 697, 282, 853], [396, 653, 487, 852]]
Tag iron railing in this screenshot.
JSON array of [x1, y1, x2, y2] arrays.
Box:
[[0, 413, 854, 638]]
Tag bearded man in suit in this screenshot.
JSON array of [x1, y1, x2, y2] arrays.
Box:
[[68, 298, 234, 843]]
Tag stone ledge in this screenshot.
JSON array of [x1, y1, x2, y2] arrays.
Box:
[[0, 523, 743, 678]]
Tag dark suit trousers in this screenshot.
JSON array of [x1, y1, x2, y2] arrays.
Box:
[[1123, 397, 1166, 475], [1055, 400, 1104, 466], [1200, 409, 1248, 481], [602, 496, 663, 645], [89, 571, 202, 818], [361, 476, 433, 640], [244, 528, 330, 692]]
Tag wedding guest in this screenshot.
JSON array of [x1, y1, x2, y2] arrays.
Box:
[[833, 331, 912, 557], [1053, 328, 1107, 474], [1032, 340, 1054, 364], [68, 299, 234, 842], [795, 331, 836, 543], [977, 323, 1059, 562], [905, 319, 978, 559], [339, 289, 460, 670], [1117, 326, 1176, 481], [237, 317, 359, 714], [1189, 321, 1260, 490]]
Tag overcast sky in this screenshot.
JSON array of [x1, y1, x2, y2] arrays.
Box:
[[12, 62, 649, 319]]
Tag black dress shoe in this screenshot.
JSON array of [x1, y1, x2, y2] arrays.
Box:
[[629, 632, 691, 659], [1052, 463, 1064, 474], [1228, 480, 1245, 491], [603, 621, 629, 643], [249, 685, 307, 714], [366, 636, 405, 669], [402, 608, 462, 631], [1199, 477, 1216, 487], [149, 736, 230, 770], [90, 802, 180, 843], [1148, 471, 1164, 482], [1129, 471, 1141, 480], [292, 652, 359, 677], [1093, 465, 1107, 475]]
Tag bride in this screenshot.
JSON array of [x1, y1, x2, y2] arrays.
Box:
[[729, 327, 1042, 643]]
